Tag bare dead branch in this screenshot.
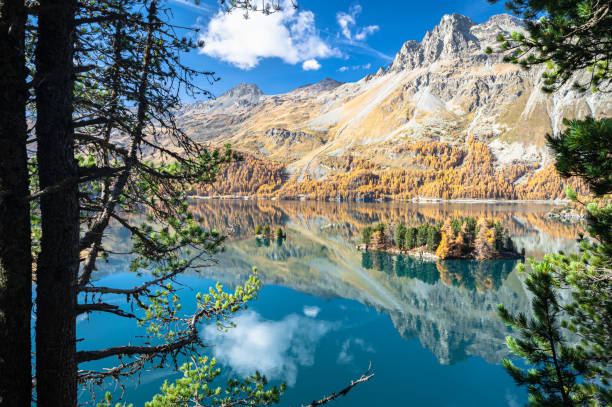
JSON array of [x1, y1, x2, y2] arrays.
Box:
[[303, 362, 374, 407]]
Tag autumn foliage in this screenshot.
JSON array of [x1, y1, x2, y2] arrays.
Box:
[[193, 139, 588, 201], [363, 217, 522, 260]]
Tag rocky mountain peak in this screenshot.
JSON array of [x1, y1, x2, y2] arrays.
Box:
[[471, 14, 525, 45], [290, 78, 344, 95], [386, 13, 522, 74], [421, 13, 479, 62], [221, 83, 263, 99], [431, 13, 477, 37]]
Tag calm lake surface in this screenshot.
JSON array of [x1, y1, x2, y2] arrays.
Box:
[[79, 200, 583, 406]]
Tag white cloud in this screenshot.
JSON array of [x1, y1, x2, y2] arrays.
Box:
[[336, 6, 358, 40], [336, 5, 379, 42], [302, 59, 321, 71], [337, 63, 372, 72], [337, 338, 375, 364], [355, 25, 379, 41], [202, 311, 334, 386], [303, 305, 321, 317], [198, 1, 338, 69]]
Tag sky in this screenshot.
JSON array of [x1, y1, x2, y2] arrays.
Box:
[[168, 0, 509, 101]]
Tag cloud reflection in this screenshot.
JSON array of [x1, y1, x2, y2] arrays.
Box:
[[201, 311, 334, 386], [303, 305, 321, 318]]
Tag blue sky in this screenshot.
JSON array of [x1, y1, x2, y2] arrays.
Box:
[[169, 0, 508, 100]]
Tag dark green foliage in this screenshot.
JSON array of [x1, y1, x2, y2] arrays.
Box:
[[361, 252, 373, 269], [498, 266, 608, 406], [487, 0, 611, 92], [374, 223, 386, 232], [463, 217, 478, 244], [362, 226, 374, 244], [450, 219, 462, 236], [371, 251, 394, 273], [487, 3, 612, 403], [394, 254, 440, 284], [362, 223, 386, 244], [395, 223, 407, 249], [426, 226, 441, 251], [547, 117, 612, 196], [263, 225, 271, 237], [416, 224, 429, 247], [493, 222, 505, 251], [275, 227, 284, 239], [255, 224, 262, 235], [405, 227, 417, 249], [585, 203, 612, 255], [504, 233, 515, 252], [146, 358, 284, 407]]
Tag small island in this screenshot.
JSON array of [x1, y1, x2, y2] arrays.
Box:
[[358, 217, 524, 260]]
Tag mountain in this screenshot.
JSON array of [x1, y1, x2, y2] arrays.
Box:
[[179, 13, 610, 201]]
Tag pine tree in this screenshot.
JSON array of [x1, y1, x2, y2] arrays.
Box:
[[416, 224, 428, 247], [0, 0, 32, 404], [489, 1, 612, 404], [362, 226, 374, 244], [405, 227, 417, 249], [426, 226, 441, 251], [498, 268, 592, 407], [395, 223, 407, 249]]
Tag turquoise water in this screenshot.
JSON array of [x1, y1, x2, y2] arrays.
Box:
[[77, 201, 582, 406]]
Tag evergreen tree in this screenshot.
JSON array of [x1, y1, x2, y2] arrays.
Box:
[[404, 227, 417, 249], [0, 0, 32, 404], [426, 226, 441, 251], [489, 1, 612, 405], [486, 0, 611, 93], [395, 223, 407, 249], [416, 224, 429, 247], [547, 117, 611, 197], [362, 226, 374, 244], [450, 219, 462, 236], [498, 266, 600, 407], [462, 217, 478, 245]]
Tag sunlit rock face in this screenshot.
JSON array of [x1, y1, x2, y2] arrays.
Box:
[[176, 14, 609, 182]]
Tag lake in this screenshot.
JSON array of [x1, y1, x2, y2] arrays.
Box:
[[78, 200, 582, 406]]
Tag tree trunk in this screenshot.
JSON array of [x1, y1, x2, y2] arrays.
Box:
[[35, 0, 79, 405], [0, 0, 32, 405]]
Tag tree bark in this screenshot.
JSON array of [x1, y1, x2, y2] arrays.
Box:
[[35, 0, 79, 405], [0, 0, 32, 405]]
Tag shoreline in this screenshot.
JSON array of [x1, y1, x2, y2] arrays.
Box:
[[189, 195, 570, 205]]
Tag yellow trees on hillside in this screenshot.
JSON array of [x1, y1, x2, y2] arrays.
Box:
[[194, 140, 589, 201]]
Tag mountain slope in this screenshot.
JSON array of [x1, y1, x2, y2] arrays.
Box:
[[180, 13, 609, 200]]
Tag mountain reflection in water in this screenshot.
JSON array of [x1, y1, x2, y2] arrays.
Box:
[[87, 200, 580, 406], [187, 200, 577, 365]]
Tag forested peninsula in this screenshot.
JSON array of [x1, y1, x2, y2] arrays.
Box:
[[359, 217, 524, 260]]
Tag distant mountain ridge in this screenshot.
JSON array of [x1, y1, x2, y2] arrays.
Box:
[[178, 13, 610, 200]]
